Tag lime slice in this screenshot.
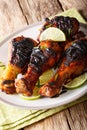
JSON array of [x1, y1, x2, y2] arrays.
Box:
[[64, 73, 87, 89], [19, 86, 40, 100], [36, 68, 55, 86], [19, 94, 40, 100], [0, 62, 6, 68], [40, 27, 66, 42]]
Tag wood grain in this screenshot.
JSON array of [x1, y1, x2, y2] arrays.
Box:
[[24, 111, 70, 130], [18, 0, 63, 23], [24, 101, 87, 130], [0, 0, 27, 40], [65, 101, 87, 130]]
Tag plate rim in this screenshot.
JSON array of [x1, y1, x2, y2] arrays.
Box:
[[0, 21, 43, 47], [0, 87, 87, 110]]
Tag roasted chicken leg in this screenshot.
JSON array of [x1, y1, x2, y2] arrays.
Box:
[[16, 40, 63, 96], [0, 36, 37, 94], [39, 38, 87, 97], [38, 16, 80, 41]]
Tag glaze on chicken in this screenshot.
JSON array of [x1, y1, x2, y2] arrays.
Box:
[[0, 14, 86, 98], [38, 16, 80, 41], [39, 38, 87, 97], [16, 40, 62, 96], [0, 36, 37, 94]]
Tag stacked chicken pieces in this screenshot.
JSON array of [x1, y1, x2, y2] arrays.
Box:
[[0, 16, 87, 97]]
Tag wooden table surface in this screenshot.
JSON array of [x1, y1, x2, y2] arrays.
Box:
[[0, 0, 87, 130]]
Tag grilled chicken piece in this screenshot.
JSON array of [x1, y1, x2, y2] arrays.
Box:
[[72, 31, 86, 40], [39, 38, 87, 97], [38, 16, 79, 41], [0, 36, 37, 94], [16, 40, 63, 96]]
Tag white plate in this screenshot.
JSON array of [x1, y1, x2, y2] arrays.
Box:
[[0, 22, 87, 110]]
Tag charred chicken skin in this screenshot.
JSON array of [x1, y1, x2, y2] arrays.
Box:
[[39, 38, 87, 97], [16, 40, 63, 96], [38, 16, 80, 41], [0, 36, 37, 94]]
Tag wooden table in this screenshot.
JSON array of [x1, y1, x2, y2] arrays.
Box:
[[0, 0, 87, 130]]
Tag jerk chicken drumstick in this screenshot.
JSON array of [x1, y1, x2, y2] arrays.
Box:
[[0, 36, 37, 94], [39, 38, 87, 97], [38, 16, 80, 41], [16, 40, 62, 96]]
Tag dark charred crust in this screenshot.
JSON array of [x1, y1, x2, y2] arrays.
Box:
[[29, 44, 58, 73], [30, 47, 46, 66], [40, 16, 79, 40], [2, 80, 14, 85], [64, 39, 87, 65], [2, 87, 16, 94], [10, 37, 35, 68], [49, 81, 55, 86], [72, 31, 86, 40], [29, 47, 46, 73], [45, 48, 56, 58]]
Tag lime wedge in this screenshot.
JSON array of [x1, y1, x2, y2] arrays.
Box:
[[0, 62, 6, 68], [40, 27, 66, 42], [19, 94, 40, 100], [19, 86, 40, 100], [36, 68, 55, 86], [64, 73, 87, 89]]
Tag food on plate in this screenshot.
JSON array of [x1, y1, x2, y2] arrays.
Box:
[[15, 40, 62, 96], [0, 36, 37, 94], [38, 16, 80, 41], [40, 27, 66, 41], [0, 15, 87, 100], [37, 68, 55, 85], [64, 73, 87, 89], [72, 31, 86, 40], [39, 38, 87, 97], [19, 94, 40, 100], [19, 86, 40, 100]]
